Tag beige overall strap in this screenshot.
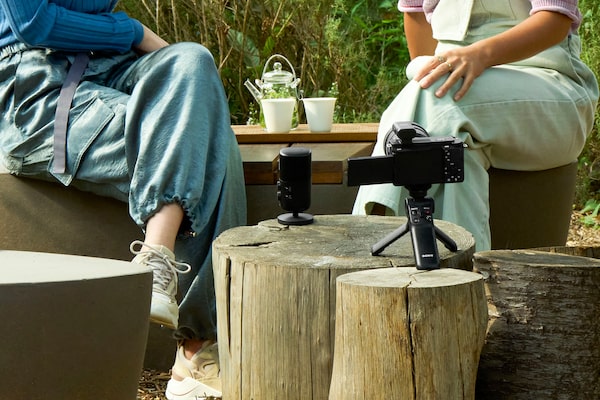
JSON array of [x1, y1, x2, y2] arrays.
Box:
[[52, 52, 89, 174], [430, 0, 474, 41]]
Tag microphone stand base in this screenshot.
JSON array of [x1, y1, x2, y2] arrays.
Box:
[[277, 212, 314, 226]]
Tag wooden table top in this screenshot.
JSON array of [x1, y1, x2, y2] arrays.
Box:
[[233, 123, 379, 144], [234, 124, 378, 185]]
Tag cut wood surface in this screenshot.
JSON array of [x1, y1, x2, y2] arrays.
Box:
[[233, 123, 378, 144], [474, 249, 600, 399], [212, 214, 475, 400], [329, 267, 487, 400]]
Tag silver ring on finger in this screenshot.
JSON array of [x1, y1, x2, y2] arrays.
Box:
[[445, 61, 453, 71]]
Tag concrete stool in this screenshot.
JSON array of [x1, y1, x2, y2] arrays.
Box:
[[0, 251, 152, 400], [488, 162, 577, 249], [0, 171, 176, 370], [0, 172, 142, 260]]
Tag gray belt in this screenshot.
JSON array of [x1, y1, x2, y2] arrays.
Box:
[[52, 52, 89, 174]]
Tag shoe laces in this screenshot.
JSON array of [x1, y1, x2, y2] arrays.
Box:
[[130, 240, 191, 291]]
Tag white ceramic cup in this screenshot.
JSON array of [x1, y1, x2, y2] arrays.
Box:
[[261, 98, 296, 133], [302, 97, 337, 132]]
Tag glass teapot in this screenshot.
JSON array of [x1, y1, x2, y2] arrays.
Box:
[[245, 54, 301, 129]]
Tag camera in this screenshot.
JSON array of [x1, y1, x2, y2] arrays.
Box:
[[347, 121, 464, 187], [347, 121, 465, 270]]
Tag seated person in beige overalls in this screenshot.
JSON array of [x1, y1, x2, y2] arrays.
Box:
[[353, 0, 598, 251]]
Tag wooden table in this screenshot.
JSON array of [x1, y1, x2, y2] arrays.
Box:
[[233, 123, 378, 185], [233, 122, 379, 144]]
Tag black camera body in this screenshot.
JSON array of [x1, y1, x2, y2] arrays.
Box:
[[347, 121, 464, 187]]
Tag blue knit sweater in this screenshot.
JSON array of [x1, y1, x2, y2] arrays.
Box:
[[0, 0, 143, 53]]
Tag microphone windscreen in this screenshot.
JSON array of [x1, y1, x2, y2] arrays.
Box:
[[278, 147, 311, 212]]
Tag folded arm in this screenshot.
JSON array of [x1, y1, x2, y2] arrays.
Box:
[[0, 0, 144, 52]]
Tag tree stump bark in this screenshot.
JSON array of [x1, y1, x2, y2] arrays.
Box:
[[212, 215, 475, 400], [474, 249, 600, 399], [328, 267, 487, 400]]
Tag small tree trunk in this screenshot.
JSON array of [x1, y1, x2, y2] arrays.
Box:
[[474, 249, 600, 399], [328, 267, 488, 400]]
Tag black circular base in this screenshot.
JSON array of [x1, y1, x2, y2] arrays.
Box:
[[277, 212, 314, 226]]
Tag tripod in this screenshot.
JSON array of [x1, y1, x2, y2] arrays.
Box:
[[371, 185, 458, 270]]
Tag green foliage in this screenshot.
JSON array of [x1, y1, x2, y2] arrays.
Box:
[[117, 0, 409, 124], [574, 0, 600, 227], [579, 199, 600, 227]]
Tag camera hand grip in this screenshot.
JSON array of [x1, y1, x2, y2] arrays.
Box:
[[406, 198, 440, 270]]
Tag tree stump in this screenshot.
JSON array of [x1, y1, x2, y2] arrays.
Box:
[[474, 249, 600, 399], [212, 215, 475, 400], [328, 267, 487, 400]]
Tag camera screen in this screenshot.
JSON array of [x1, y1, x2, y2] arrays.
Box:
[[392, 147, 446, 186]]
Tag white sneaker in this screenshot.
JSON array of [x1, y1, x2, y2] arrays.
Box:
[[130, 240, 191, 329], [166, 341, 222, 400]]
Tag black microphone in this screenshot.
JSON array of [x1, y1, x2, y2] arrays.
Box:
[[277, 147, 314, 225]]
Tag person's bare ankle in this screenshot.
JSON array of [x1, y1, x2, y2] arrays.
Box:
[[183, 338, 208, 359]]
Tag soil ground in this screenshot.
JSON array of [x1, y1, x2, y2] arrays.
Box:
[[565, 210, 600, 247]]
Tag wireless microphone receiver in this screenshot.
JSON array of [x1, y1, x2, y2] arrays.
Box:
[[277, 147, 314, 225]]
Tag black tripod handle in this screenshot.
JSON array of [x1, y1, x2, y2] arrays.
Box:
[[370, 194, 459, 270], [370, 217, 441, 269], [434, 226, 458, 252], [409, 213, 440, 270]]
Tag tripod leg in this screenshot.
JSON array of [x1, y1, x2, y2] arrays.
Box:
[[371, 223, 409, 256], [434, 226, 458, 252]]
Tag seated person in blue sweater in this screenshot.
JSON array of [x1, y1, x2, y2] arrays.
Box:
[[0, 1, 246, 398]]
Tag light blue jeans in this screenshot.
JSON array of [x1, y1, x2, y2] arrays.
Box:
[[0, 42, 247, 341]]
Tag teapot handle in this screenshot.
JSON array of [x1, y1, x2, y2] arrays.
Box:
[[262, 54, 297, 81]]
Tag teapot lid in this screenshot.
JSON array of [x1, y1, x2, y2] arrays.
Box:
[[262, 54, 298, 86], [263, 62, 294, 84]]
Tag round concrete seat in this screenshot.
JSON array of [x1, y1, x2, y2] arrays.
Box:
[[0, 250, 152, 400], [0, 170, 176, 370], [488, 162, 578, 249]]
